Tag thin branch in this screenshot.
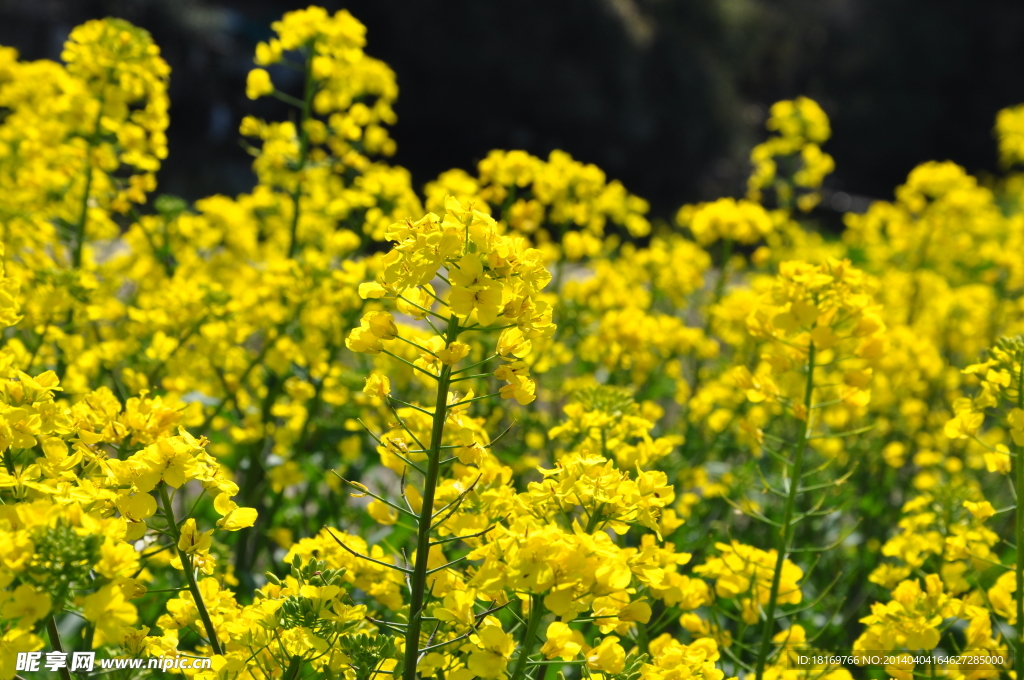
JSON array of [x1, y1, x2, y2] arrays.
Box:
[[426, 555, 468, 575], [430, 517, 505, 546], [325, 527, 412, 574], [332, 472, 419, 520], [430, 476, 482, 530]]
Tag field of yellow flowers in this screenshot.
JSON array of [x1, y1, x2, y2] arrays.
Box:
[[3, 6, 1024, 680]]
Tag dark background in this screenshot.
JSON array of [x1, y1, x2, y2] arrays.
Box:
[[3, 0, 1023, 221]]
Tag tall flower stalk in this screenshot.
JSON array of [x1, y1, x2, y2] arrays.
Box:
[[735, 259, 887, 678], [944, 336, 1024, 670], [344, 196, 554, 679]]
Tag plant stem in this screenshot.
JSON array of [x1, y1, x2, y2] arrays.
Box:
[[703, 238, 733, 336], [402, 314, 457, 680], [72, 96, 105, 270], [692, 238, 733, 396], [508, 595, 544, 680], [1015, 350, 1024, 671], [286, 42, 316, 259], [754, 340, 815, 680], [158, 483, 224, 655], [284, 655, 303, 680], [46, 616, 73, 680]]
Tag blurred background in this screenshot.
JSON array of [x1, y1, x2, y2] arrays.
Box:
[[3, 0, 1023, 222]]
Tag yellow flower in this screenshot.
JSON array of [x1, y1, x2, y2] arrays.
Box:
[[679, 197, 773, 246], [466, 617, 515, 679], [364, 311, 398, 340], [367, 499, 398, 526], [82, 584, 138, 648], [541, 622, 584, 661], [214, 494, 258, 531], [944, 410, 984, 439], [0, 627, 43, 680], [0, 584, 51, 627], [436, 341, 471, 366], [984, 448, 1012, 474], [587, 636, 625, 674], [363, 374, 391, 399], [177, 518, 214, 554], [346, 326, 383, 354], [246, 68, 274, 99], [94, 540, 140, 579], [962, 500, 995, 521]]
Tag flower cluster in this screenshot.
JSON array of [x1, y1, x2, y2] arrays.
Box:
[[747, 96, 835, 212], [426, 148, 651, 261]]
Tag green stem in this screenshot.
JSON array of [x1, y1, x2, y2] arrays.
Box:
[[703, 238, 733, 335], [284, 655, 303, 680], [58, 90, 106, 378], [72, 111, 102, 269], [46, 616, 73, 680], [1015, 351, 1024, 671], [286, 42, 316, 259], [584, 503, 605, 534], [158, 484, 224, 655], [693, 238, 733, 393], [402, 314, 458, 680], [636, 618, 650, 655], [508, 595, 544, 680], [754, 341, 815, 680], [233, 373, 284, 593]]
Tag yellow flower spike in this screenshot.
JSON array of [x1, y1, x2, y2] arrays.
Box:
[[767, 97, 831, 143], [996, 103, 1024, 167]]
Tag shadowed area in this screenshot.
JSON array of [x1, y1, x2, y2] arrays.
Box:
[[3, 0, 1023, 220]]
